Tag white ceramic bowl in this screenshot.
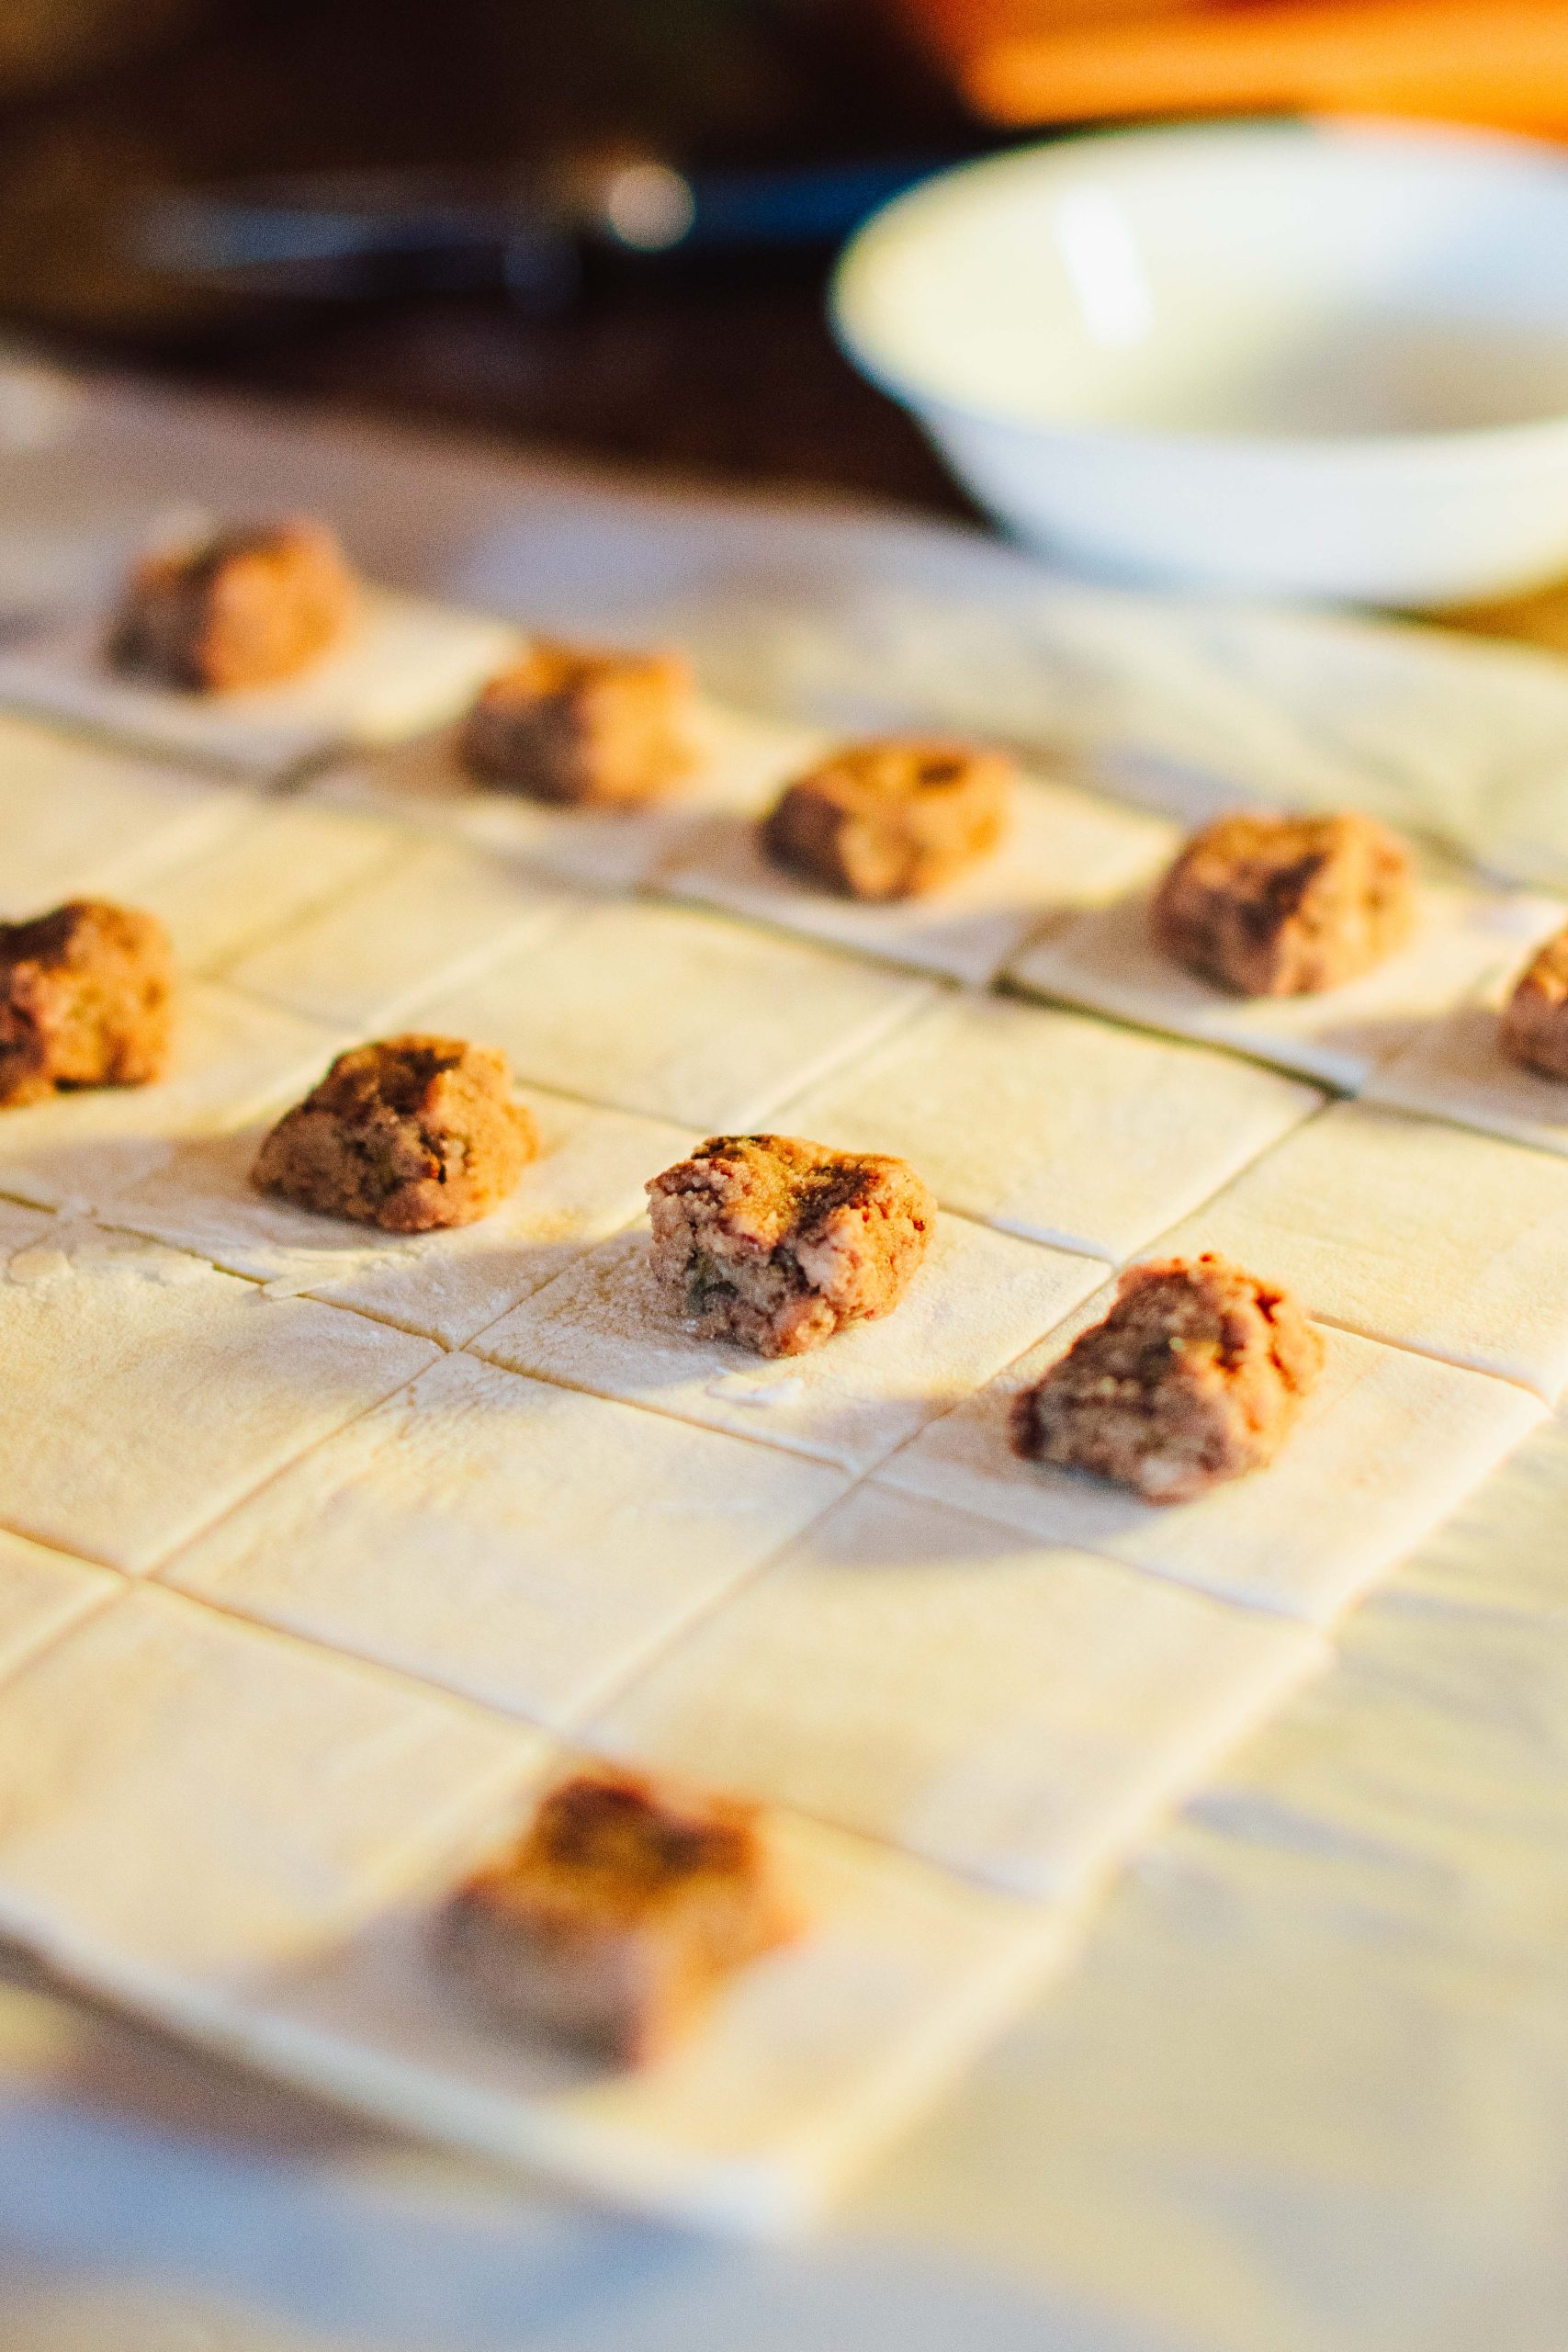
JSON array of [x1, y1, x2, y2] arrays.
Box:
[[832, 119, 1568, 605]]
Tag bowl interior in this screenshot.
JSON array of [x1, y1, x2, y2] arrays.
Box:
[[836, 124, 1568, 441]]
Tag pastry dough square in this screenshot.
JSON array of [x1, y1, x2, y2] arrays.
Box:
[[783, 993, 1323, 1264], [0, 1586, 539, 1981], [1156, 1100, 1568, 1402], [0, 1216, 438, 1573], [223, 840, 577, 1032], [1009, 882, 1511, 1091], [0, 1530, 117, 1683], [164, 1351, 852, 1724], [403, 899, 937, 1130], [879, 1307, 1544, 1624], [1363, 910, 1568, 1159], [589, 1484, 1325, 1897], [472, 1213, 1104, 1476], [314, 701, 822, 896], [0, 594, 521, 782], [0, 712, 248, 919], [105, 1087, 694, 1347], [229, 1795, 1069, 2235], [133, 799, 408, 978], [0, 983, 351, 1213], [657, 770, 1176, 989]]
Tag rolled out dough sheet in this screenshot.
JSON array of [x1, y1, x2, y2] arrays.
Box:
[[655, 771, 1177, 988], [219, 1797, 1074, 2238], [313, 700, 823, 897], [472, 1213, 1104, 1476], [0, 711, 248, 918], [781, 992, 1323, 1265], [1008, 883, 1517, 1091], [105, 1087, 695, 1348], [1156, 1099, 1568, 1402], [0, 1586, 540, 1981], [133, 798, 408, 978], [403, 898, 938, 1130], [222, 838, 578, 1033], [589, 1483, 1325, 1898], [0, 594, 521, 781], [164, 1350, 851, 1725], [0, 984, 351, 1214], [0, 1213, 438, 1573], [1363, 938, 1568, 1160], [879, 1306, 1544, 1625], [0, 1530, 118, 1683]]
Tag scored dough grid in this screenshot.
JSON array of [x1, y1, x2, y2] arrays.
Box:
[[0, 650, 1562, 2232]]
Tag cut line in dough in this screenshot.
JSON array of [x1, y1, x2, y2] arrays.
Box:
[[1008, 882, 1520, 1091], [163, 1350, 852, 1726], [879, 1299, 1545, 1625], [0, 1215, 439, 1574], [402, 898, 938, 1131], [104, 1087, 697, 1348], [780, 991, 1323, 1265], [588, 1482, 1326, 1898], [1154, 1099, 1568, 1404]]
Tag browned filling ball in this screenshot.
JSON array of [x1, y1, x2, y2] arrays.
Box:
[[108, 517, 358, 693], [646, 1131, 935, 1357], [439, 1768, 803, 2065], [0, 899, 174, 1109], [1013, 1252, 1323, 1505], [1502, 924, 1568, 1080], [252, 1035, 536, 1233], [458, 639, 695, 807], [761, 738, 1014, 900], [1151, 809, 1415, 997]]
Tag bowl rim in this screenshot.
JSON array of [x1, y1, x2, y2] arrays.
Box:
[[830, 113, 1568, 463]]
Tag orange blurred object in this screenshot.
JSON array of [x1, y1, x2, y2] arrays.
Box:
[[895, 0, 1568, 136]]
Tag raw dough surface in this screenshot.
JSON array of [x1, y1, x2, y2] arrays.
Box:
[[0, 713, 247, 919], [880, 1306, 1544, 1624], [230, 1794, 1071, 2236], [784, 992, 1322, 1263], [1010, 883, 1512, 1090], [164, 1350, 850, 1725], [1364, 909, 1568, 1158], [0, 595, 521, 780], [134, 800, 406, 978], [0, 1586, 538, 1979], [473, 1213, 1104, 1476], [0, 1529, 117, 1682], [224, 839, 576, 1032], [107, 1087, 694, 1346], [591, 1483, 1325, 1897], [0, 1213, 437, 1572], [658, 771, 1176, 987], [404, 899, 936, 1130], [1156, 1100, 1568, 1402]]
